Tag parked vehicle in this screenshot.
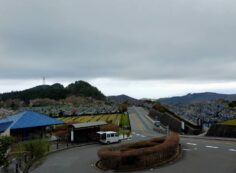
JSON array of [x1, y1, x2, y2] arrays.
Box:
[[96, 131, 120, 144], [154, 120, 161, 127]]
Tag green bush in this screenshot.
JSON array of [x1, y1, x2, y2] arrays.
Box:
[[0, 136, 14, 166], [15, 139, 49, 161]]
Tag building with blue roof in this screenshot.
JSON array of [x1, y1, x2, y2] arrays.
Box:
[[0, 110, 64, 140]]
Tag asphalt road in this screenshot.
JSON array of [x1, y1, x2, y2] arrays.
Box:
[[128, 106, 161, 139], [31, 107, 236, 173]]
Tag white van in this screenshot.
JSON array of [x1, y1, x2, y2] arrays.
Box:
[[96, 131, 121, 144], [154, 120, 161, 127]]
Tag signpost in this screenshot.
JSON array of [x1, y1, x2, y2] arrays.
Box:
[[71, 128, 74, 142], [181, 121, 185, 134]]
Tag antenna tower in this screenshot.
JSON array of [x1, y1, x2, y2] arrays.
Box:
[[43, 76, 46, 85]]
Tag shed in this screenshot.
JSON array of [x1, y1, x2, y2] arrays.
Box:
[[69, 121, 107, 142]]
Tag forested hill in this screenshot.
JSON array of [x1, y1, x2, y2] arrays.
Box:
[[0, 80, 105, 102], [159, 92, 236, 105]]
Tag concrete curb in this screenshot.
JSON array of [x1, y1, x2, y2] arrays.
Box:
[[180, 135, 236, 142]]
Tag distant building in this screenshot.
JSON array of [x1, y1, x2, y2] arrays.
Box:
[[0, 110, 64, 141]]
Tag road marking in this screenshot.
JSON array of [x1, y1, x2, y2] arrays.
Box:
[[205, 146, 219, 149], [229, 149, 236, 152], [186, 143, 197, 146], [141, 135, 146, 138], [182, 148, 191, 151], [136, 133, 140, 136]]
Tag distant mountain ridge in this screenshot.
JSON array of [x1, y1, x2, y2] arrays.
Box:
[[107, 94, 142, 105], [0, 80, 105, 102], [159, 92, 236, 105]]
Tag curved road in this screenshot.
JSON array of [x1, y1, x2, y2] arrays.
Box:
[[32, 107, 236, 173]]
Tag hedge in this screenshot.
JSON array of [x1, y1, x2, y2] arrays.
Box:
[[97, 132, 179, 170]]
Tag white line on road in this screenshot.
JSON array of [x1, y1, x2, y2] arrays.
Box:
[[229, 149, 236, 152], [141, 135, 146, 138], [186, 143, 197, 146], [205, 146, 219, 149], [182, 148, 191, 151], [136, 133, 140, 136]]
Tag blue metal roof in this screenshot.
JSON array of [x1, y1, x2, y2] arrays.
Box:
[[0, 110, 64, 130], [0, 121, 13, 132]]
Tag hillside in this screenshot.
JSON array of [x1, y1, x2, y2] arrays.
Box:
[[0, 80, 105, 102], [159, 92, 236, 105], [149, 102, 202, 135], [107, 94, 142, 105]]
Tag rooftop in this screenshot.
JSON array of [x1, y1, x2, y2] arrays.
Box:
[[0, 110, 64, 131], [71, 121, 107, 129]]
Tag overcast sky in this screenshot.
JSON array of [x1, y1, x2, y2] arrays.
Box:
[[0, 0, 236, 99]]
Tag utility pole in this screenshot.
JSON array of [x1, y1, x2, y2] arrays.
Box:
[[43, 76, 46, 85]]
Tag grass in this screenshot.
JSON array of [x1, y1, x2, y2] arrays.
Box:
[[120, 114, 130, 128], [221, 119, 236, 126]]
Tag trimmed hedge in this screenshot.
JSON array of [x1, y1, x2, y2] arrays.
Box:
[[97, 132, 179, 170]]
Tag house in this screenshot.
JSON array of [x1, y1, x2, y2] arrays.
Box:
[[0, 110, 64, 141]]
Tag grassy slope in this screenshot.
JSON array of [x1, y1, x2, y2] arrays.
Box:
[[58, 114, 125, 127], [221, 119, 236, 126]]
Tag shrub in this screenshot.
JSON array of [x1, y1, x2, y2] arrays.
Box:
[[0, 136, 14, 166], [150, 136, 166, 143], [152, 102, 169, 113], [100, 124, 119, 132], [15, 139, 49, 161], [97, 133, 179, 170], [127, 141, 157, 149]]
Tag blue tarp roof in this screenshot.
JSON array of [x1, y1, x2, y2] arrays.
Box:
[[0, 121, 13, 132], [0, 110, 64, 130]]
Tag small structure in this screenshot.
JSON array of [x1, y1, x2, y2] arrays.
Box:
[[0, 110, 64, 141], [69, 121, 107, 143]]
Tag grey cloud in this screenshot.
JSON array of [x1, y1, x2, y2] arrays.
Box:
[[0, 0, 236, 81]]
